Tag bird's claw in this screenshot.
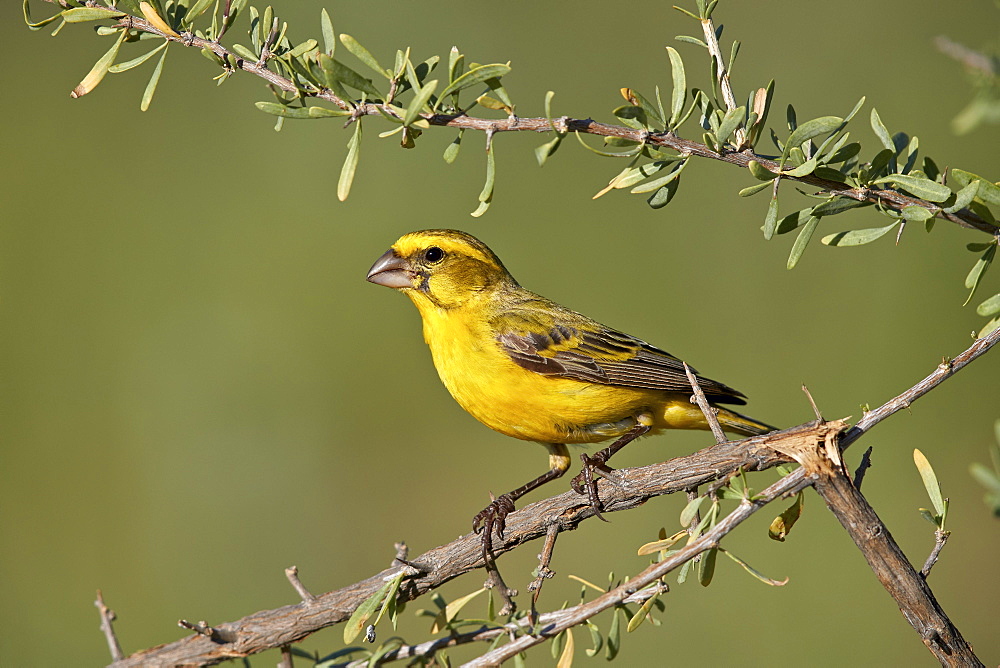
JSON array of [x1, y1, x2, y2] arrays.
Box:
[[571, 452, 622, 522], [472, 493, 516, 545]]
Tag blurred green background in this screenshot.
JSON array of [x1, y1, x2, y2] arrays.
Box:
[[3, 0, 998, 665]]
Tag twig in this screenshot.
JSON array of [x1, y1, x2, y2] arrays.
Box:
[[285, 566, 316, 603], [94, 590, 124, 662], [278, 644, 293, 668], [528, 523, 561, 623], [700, 15, 747, 147], [36, 1, 998, 236], [934, 36, 997, 77], [683, 362, 727, 444], [853, 446, 873, 490], [921, 530, 951, 579], [802, 384, 823, 421]]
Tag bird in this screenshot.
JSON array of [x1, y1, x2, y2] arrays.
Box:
[[366, 229, 774, 558]]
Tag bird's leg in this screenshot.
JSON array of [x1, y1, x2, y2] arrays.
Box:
[[571, 422, 651, 520], [473, 445, 570, 564]]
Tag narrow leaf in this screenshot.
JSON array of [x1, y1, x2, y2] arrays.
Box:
[[320, 8, 335, 54], [471, 144, 495, 217], [140, 43, 168, 111], [977, 293, 1000, 317], [873, 174, 952, 202], [339, 34, 388, 78], [720, 549, 789, 586], [963, 244, 996, 306], [110, 40, 167, 73], [626, 594, 659, 633], [403, 80, 438, 126], [344, 573, 393, 643], [739, 181, 772, 197], [810, 197, 870, 217], [822, 222, 898, 247], [781, 116, 843, 166], [951, 168, 1000, 206], [699, 547, 717, 586], [139, 1, 179, 37], [786, 216, 820, 269], [943, 181, 980, 214], [556, 627, 575, 668], [71, 29, 127, 98], [913, 449, 946, 518], [870, 108, 895, 151], [716, 106, 746, 145], [429, 588, 485, 634], [763, 185, 779, 240], [443, 130, 464, 164], [637, 530, 687, 556], [679, 495, 705, 527], [438, 64, 511, 103], [337, 121, 362, 202], [61, 7, 123, 22]]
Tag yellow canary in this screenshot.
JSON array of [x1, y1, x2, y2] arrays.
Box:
[[367, 229, 773, 549]]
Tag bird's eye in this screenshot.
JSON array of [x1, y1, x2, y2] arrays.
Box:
[[424, 246, 445, 263]]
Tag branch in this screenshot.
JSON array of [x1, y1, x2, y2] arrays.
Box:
[[808, 453, 981, 665], [103, 327, 1000, 667], [108, 429, 797, 667], [38, 0, 998, 236]]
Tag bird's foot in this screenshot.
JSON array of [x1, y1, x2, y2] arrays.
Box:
[[472, 493, 516, 557], [570, 452, 623, 522]]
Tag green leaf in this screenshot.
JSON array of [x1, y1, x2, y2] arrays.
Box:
[[584, 621, 604, 657], [747, 160, 775, 181], [900, 205, 934, 222], [675, 35, 707, 48], [679, 495, 705, 527], [964, 243, 996, 306], [913, 449, 946, 520], [699, 547, 717, 586], [344, 572, 394, 644], [339, 34, 388, 78], [443, 130, 464, 164], [319, 54, 381, 97], [337, 121, 362, 202], [810, 197, 870, 217], [287, 39, 318, 59], [647, 178, 681, 209], [822, 222, 898, 247], [870, 108, 895, 152], [716, 106, 745, 145], [720, 549, 789, 586], [230, 43, 258, 62], [763, 186, 779, 240], [873, 174, 952, 203], [780, 116, 843, 167], [782, 156, 818, 177], [429, 588, 485, 633], [62, 7, 123, 22], [70, 29, 127, 98], [437, 64, 511, 105], [110, 40, 167, 73], [787, 216, 820, 269], [626, 593, 659, 633], [320, 8, 335, 54], [403, 79, 437, 126], [739, 181, 772, 197], [665, 47, 686, 128], [943, 181, 980, 214], [255, 102, 350, 118], [605, 608, 621, 660], [23, 0, 62, 29], [977, 292, 1000, 317], [140, 43, 168, 111], [183, 0, 214, 26], [471, 144, 495, 217], [630, 159, 687, 194], [775, 209, 813, 235], [951, 169, 1000, 206]]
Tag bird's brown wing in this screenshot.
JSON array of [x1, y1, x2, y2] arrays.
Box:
[[493, 303, 747, 405]]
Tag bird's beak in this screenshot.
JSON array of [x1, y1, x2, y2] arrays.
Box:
[[366, 249, 416, 289]]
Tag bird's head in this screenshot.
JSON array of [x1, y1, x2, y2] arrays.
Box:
[[367, 229, 516, 310]]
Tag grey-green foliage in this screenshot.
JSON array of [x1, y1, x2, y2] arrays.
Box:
[[21, 0, 1000, 354]]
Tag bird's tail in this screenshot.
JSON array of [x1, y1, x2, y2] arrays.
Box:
[[716, 407, 777, 437]]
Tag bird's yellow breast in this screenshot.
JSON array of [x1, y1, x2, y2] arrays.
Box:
[[411, 296, 675, 444]]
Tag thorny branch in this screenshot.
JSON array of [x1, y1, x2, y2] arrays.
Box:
[[96, 327, 1000, 667], [40, 0, 999, 237]]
